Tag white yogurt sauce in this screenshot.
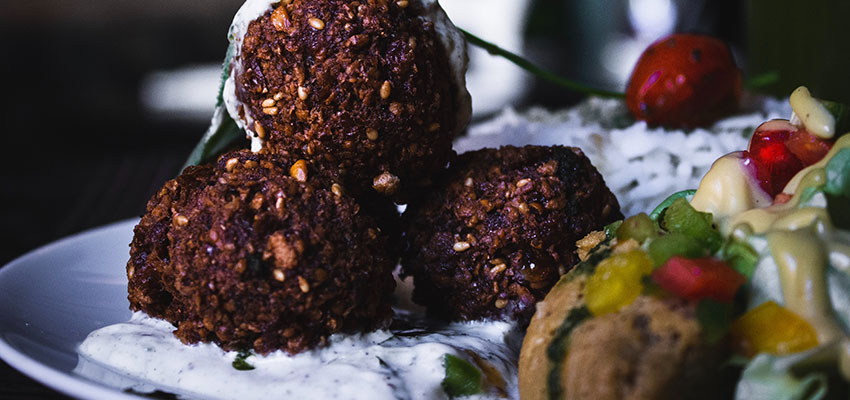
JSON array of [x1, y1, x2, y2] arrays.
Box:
[[75, 278, 521, 400], [222, 0, 471, 152]]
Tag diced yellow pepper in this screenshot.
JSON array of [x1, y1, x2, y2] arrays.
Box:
[[730, 301, 819, 357], [584, 250, 654, 316]]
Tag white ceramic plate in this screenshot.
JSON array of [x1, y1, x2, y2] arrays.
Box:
[[0, 219, 145, 400]]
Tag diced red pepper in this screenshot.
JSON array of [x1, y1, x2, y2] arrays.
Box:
[[651, 256, 746, 303]]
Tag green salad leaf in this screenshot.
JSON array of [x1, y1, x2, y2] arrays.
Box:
[[825, 148, 850, 230], [442, 354, 482, 398], [824, 148, 850, 197], [184, 43, 246, 169], [183, 107, 245, 169]]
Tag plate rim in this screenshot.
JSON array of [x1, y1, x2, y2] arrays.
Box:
[[0, 218, 143, 400]]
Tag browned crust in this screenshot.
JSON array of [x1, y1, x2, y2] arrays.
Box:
[[401, 145, 622, 322], [127, 150, 396, 354], [235, 0, 462, 199]]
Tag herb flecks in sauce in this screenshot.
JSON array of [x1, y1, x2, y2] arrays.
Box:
[[232, 349, 255, 371]]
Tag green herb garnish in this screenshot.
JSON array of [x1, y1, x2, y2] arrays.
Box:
[[232, 349, 255, 371], [442, 354, 482, 398], [460, 29, 624, 99]]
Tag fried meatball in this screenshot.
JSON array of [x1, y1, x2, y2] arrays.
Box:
[[561, 297, 726, 400], [128, 163, 216, 318], [401, 145, 622, 322], [520, 275, 732, 400], [225, 0, 470, 199], [127, 150, 396, 354]]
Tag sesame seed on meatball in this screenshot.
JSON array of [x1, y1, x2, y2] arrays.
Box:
[[401, 145, 622, 323], [227, 0, 471, 199], [128, 150, 397, 354]]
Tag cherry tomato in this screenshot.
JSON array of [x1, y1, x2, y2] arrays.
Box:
[[745, 120, 834, 197], [626, 33, 742, 128]]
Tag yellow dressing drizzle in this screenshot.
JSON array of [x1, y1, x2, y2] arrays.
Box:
[[841, 339, 850, 382], [785, 134, 850, 194], [790, 86, 836, 139], [767, 229, 843, 344], [689, 122, 850, 380], [690, 152, 772, 220]]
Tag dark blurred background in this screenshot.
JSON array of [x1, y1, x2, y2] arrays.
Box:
[[1, 0, 243, 268], [1, 0, 849, 398]]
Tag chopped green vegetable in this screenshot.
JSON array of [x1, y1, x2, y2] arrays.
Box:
[[616, 213, 658, 244], [442, 354, 482, 398], [696, 299, 733, 344], [649, 190, 696, 221], [603, 220, 623, 240], [721, 238, 759, 279], [647, 232, 708, 267], [661, 198, 723, 254], [232, 349, 255, 371]]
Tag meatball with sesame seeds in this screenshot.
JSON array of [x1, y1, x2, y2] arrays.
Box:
[[127, 150, 396, 354], [224, 0, 471, 200], [401, 145, 622, 323]]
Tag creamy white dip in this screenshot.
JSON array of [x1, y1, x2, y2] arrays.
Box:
[[75, 278, 521, 400], [222, 0, 471, 152]]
